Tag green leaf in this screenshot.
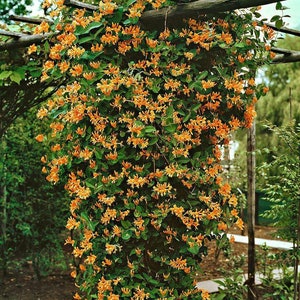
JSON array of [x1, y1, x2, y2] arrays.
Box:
[[10, 72, 22, 84], [191, 103, 201, 112], [76, 21, 103, 35], [188, 244, 200, 255], [123, 17, 139, 25], [0, 70, 12, 80], [144, 126, 156, 133], [78, 35, 95, 44], [235, 42, 246, 48], [270, 15, 281, 22], [165, 124, 177, 133], [121, 220, 131, 229], [127, 0, 136, 6], [275, 19, 283, 29], [166, 105, 174, 119], [183, 112, 191, 123], [211, 292, 226, 300], [276, 2, 282, 10], [198, 70, 208, 80], [111, 7, 123, 23], [122, 229, 133, 241], [148, 136, 158, 145], [80, 212, 98, 231]]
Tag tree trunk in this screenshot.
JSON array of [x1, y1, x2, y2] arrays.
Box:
[[247, 121, 256, 299], [0, 125, 8, 277]]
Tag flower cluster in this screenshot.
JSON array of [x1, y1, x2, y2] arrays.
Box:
[[34, 1, 274, 299]]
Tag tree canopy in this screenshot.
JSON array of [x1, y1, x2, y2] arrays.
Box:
[[0, 0, 34, 23]]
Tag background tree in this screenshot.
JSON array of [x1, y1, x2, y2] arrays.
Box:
[[0, 0, 34, 23], [256, 33, 300, 187], [231, 33, 300, 191], [260, 123, 300, 300], [0, 106, 69, 279]]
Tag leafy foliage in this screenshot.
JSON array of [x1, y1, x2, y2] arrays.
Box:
[[0, 107, 69, 278], [0, 0, 33, 23], [31, 0, 274, 298], [254, 35, 300, 187], [260, 123, 300, 299], [260, 123, 300, 242]]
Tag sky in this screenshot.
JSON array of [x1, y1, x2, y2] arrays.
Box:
[[260, 0, 300, 29]]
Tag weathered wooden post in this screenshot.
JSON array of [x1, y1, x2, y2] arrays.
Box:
[[247, 120, 256, 299]]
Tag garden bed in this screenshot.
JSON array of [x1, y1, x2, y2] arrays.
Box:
[[0, 226, 285, 299]]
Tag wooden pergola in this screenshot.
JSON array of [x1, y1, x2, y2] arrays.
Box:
[[0, 0, 300, 136], [0, 0, 299, 299]]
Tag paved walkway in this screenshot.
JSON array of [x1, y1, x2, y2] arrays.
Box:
[[196, 267, 299, 293], [196, 234, 295, 293], [227, 234, 293, 250]]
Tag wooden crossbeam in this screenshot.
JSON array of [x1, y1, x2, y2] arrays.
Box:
[[0, 29, 28, 38], [271, 47, 293, 55], [0, 33, 52, 51], [64, 0, 97, 11], [140, 0, 284, 30], [270, 48, 300, 63], [272, 51, 300, 64], [9, 15, 54, 25], [265, 22, 300, 37]]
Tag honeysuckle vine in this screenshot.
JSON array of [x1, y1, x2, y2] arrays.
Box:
[[33, 0, 275, 299]]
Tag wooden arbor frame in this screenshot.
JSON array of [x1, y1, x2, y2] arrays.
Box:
[[0, 0, 300, 136]]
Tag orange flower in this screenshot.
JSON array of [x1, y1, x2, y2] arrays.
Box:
[[58, 61, 70, 73], [91, 43, 104, 52], [90, 61, 101, 69], [218, 183, 231, 197], [85, 254, 97, 265], [51, 144, 61, 152], [127, 175, 148, 188], [220, 32, 233, 44], [202, 80, 216, 90], [35, 134, 44, 142], [236, 217, 244, 230], [73, 292, 81, 300], [28, 44, 37, 54], [217, 222, 228, 231], [169, 256, 187, 270], [83, 72, 95, 80], [102, 258, 112, 267], [229, 194, 238, 207], [43, 60, 54, 71], [70, 64, 83, 77], [105, 243, 117, 255], [153, 182, 172, 196], [66, 216, 80, 230], [146, 37, 158, 48], [34, 21, 49, 34], [200, 289, 210, 300]]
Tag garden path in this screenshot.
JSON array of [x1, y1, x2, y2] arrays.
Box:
[[196, 234, 295, 293]]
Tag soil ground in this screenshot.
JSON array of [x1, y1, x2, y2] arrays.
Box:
[[0, 225, 282, 300]]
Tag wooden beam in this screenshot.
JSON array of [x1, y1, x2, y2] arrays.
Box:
[[64, 0, 98, 11], [140, 0, 285, 30], [273, 52, 300, 64], [271, 47, 300, 63], [0, 33, 52, 51], [271, 47, 293, 55], [0, 0, 286, 50], [0, 29, 27, 38], [9, 15, 54, 25], [265, 22, 300, 37], [247, 120, 256, 299]]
